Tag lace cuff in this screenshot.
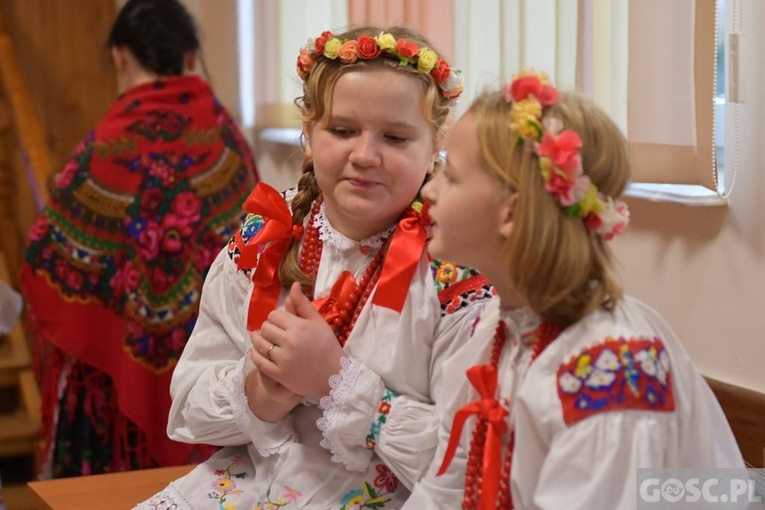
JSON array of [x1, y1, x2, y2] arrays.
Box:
[[228, 357, 297, 457], [317, 356, 383, 471]]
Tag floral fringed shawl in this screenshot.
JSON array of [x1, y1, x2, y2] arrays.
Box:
[[20, 75, 258, 477]]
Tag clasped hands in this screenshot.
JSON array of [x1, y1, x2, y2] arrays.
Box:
[[249, 282, 346, 414]]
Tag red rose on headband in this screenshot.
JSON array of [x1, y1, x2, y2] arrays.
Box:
[[538, 130, 583, 174], [357, 36, 381, 59], [430, 58, 450, 83], [315, 31, 333, 53], [509, 75, 559, 105], [396, 38, 419, 59]]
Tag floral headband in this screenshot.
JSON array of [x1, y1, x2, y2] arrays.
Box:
[[505, 71, 630, 240], [296, 31, 464, 100]]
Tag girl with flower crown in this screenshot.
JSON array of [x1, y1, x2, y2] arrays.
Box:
[[404, 72, 745, 509], [135, 25, 494, 509]]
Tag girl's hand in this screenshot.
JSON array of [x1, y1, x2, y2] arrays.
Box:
[[251, 282, 346, 400], [244, 363, 303, 422]]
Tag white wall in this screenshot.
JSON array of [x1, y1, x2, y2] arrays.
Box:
[[610, 0, 765, 393]]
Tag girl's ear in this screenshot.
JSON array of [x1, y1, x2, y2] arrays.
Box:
[[184, 50, 199, 73], [111, 46, 127, 72], [499, 193, 519, 238]]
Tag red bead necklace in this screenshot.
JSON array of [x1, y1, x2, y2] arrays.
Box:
[[298, 197, 391, 347], [462, 318, 562, 510]]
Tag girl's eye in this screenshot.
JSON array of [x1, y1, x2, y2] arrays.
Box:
[[329, 126, 354, 137], [385, 134, 409, 144]]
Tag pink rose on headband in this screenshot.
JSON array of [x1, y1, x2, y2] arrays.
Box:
[[339, 40, 359, 64], [507, 75, 559, 105], [297, 48, 317, 78], [314, 31, 333, 53], [396, 38, 419, 59], [538, 130, 582, 174], [430, 58, 450, 83], [357, 36, 381, 59]]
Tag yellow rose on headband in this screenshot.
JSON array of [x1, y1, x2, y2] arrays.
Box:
[[417, 48, 438, 73], [509, 99, 543, 140], [376, 32, 397, 52], [323, 38, 342, 59]]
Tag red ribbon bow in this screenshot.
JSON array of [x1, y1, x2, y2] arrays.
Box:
[[371, 204, 428, 312], [237, 183, 303, 330], [313, 271, 358, 326], [239, 184, 429, 331], [438, 364, 509, 510]]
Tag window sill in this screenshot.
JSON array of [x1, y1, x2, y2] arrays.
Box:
[[625, 183, 728, 207], [252, 129, 730, 209], [258, 127, 302, 146]]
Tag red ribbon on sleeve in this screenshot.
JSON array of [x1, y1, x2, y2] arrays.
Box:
[[237, 183, 303, 331], [437, 364, 509, 510]]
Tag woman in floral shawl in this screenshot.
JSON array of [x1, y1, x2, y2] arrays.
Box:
[[19, 0, 258, 478]]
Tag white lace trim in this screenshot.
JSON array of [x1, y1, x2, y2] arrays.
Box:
[[137, 482, 192, 509], [228, 356, 297, 457], [314, 202, 397, 252], [316, 356, 371, 471], [500, 305, 541, 339]]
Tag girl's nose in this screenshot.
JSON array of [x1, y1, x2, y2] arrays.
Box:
[[421, 170, 442, 204], [348, 133, 381, 168]]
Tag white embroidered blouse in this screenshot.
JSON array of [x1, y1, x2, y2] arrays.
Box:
[[139, 190, 495, 509], [405, 296, 746, 510]]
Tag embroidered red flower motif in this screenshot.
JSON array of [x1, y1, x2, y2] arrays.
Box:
[[172, 190, 202, 221], [139, 221, 162, 260], [140, 188, 164, 215], [374, 464, 400, 493], [357, 36, 380, 59], [396, 38, 419, 59], [538, 130, 583, 174], [28, 216, 50, 242]]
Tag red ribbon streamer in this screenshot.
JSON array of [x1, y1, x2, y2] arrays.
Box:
[[239, 183, 427, 330], [237, 183, 302, 330], [438, 364, 509, 510], [371, 206, 428, 312]]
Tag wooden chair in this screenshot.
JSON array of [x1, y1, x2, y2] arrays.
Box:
[[0, 250, 41, 460]]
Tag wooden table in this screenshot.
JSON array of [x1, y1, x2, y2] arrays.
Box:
[[27, 464, 195, 509]]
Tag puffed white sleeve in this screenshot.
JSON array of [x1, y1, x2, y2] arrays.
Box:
[[317, 274, 493, 491], [514, 412, 747, 510], [166, 245, 296, 455]]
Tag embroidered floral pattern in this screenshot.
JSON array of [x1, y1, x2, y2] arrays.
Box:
[[557, 337, 675, 426], [254, 485, 304, 509], [431, 260, 495, 315], [365, 388, 396, 450], [126, 109, 190, 142], [339, 465, 399, 510], [228, 213, 267, 276], [206, 457, 248, 509]]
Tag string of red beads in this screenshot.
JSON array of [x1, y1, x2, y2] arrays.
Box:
[[462, 318, 562, 509], [297, 196, 392, 347]]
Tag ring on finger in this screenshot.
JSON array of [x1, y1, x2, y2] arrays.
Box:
[[265, 343, 276, 360]]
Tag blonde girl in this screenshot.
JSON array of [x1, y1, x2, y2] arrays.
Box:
[[408, 72, 744, 509]]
